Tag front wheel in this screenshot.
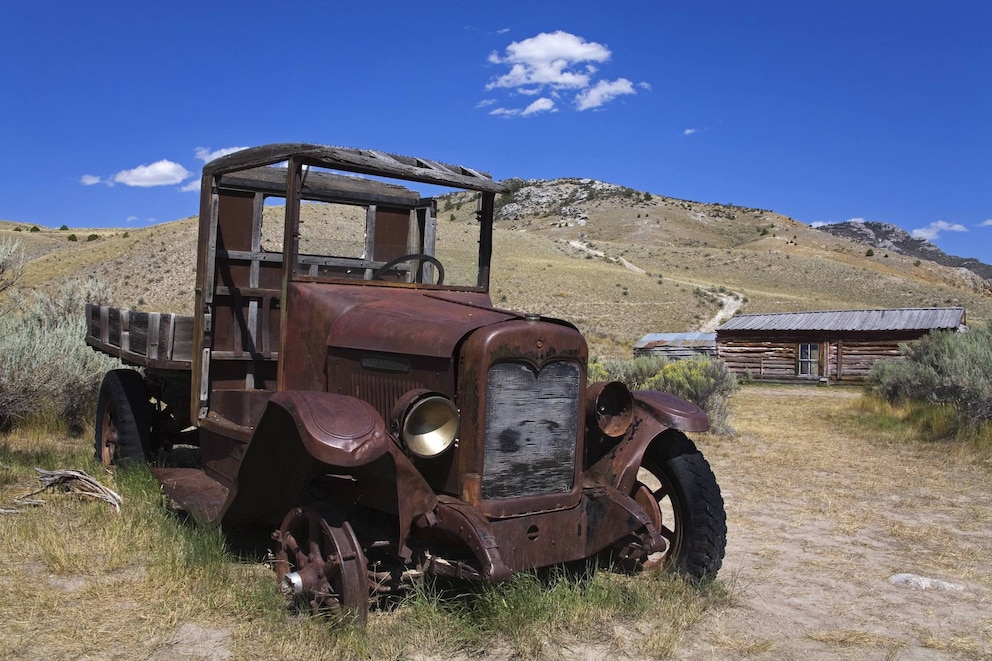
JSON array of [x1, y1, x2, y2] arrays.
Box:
[[94, 369, 153, 467], [273, 505, 370, 625], [630, 431, 726, 579]]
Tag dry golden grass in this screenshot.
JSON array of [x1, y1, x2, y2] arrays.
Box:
[[0, 427, 733, 660], [3, 387, 989, 659]]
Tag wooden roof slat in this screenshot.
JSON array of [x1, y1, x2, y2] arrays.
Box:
[[215, 167, 423, 207], [203, 143, 509, 194]]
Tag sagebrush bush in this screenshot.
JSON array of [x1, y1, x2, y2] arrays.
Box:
[[867, 326, 992, 430], [591, 355, 670, 390], [0, 278, 120, 432], [590, 354, 738, 434], [0, 239, 24, 301], [644, 356, 739, 434]]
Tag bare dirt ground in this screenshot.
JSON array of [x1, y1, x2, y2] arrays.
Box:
[[679, 386, 992, 660]]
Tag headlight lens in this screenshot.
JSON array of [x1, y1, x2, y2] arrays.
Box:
[[401, 394, 459, 458]]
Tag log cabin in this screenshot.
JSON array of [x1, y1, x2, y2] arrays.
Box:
[[715, 307, 967, 383]]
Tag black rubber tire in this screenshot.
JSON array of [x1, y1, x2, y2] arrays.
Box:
[[637, 430, 727, 579], [94, 369, 153, 466]]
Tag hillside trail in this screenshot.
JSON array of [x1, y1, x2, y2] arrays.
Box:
[[567, 239, 742, 332]]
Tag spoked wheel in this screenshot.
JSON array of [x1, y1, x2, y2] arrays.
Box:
[[273, 506, 370, 625], [94, 369, 152, 467], [626, 431, 727, 579]]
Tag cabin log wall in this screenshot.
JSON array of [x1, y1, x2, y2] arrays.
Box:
[[716, 330, 926, 383]]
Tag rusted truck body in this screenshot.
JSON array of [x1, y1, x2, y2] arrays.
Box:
[[86, 143, 726, 622]]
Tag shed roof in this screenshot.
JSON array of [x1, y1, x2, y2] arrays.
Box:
[[717, 307, 966, 333], [634, 332, 717, 350]]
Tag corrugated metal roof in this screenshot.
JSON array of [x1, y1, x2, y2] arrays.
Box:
[[716, 307, 966, 333], [634, 332, 717, 349]]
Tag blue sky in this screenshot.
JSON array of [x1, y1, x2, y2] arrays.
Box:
[[2, 1, 990, 264]]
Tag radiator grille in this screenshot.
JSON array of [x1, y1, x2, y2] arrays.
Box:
[[482, 361, 580, 500], [352, 373, 422, 421]]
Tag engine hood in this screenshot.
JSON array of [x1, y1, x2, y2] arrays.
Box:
[[323, 287, 520, 358]]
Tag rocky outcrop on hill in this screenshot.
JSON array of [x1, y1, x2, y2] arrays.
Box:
[[816, 220, 992, 284], [494, 178, 649, 228]]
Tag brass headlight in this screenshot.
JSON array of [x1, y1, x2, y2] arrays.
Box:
[[401, 393, 459, 458]]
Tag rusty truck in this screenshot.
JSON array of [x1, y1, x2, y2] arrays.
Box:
[[85, 143, 726, 623]]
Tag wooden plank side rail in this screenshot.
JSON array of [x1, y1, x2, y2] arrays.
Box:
[[85, 304, 195, 370]]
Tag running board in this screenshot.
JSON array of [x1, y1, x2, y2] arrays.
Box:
[[152, 467, 230, 525]]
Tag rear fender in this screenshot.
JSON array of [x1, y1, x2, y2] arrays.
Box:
[[585, 390, 709, 494]]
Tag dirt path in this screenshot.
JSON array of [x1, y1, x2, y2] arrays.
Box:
[[698, 292, 742, 332], [567, 239, 743, 331], [682, 386, 992, 659]]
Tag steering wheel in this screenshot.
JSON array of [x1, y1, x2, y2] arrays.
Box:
[[370, 253, 445, 285]]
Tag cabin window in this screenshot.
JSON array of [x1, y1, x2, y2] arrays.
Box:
[[798, 343, 819, 377]]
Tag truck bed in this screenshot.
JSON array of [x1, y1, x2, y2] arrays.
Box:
[[85, 304, 194, 370]]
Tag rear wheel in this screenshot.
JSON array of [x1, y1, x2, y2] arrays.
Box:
[[94, 369, 152, 467], [630, 431, 726, 579]]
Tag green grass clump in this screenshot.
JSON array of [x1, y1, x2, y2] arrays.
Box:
[[358, 567, 733, 659]]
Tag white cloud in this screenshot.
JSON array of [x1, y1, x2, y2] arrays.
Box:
[[979, 219, 992, 227], [638, 81, 652, 91], [80, 174, 102, 186], [522, 98, 556, 116], [487, 31, 610, 90], [484, 31, 640, 116], [496, 28, 510, 35], [180, 179, 201, 193], [575, 78, 635, 111], [847, 217, 867, 224], [113, 160, 191, 187], [911, 220, 968, 241], [126, 215, 139, 223], [683, 128, 697, 136], [489, 107, 520, 117], [194, 146, 248, 163], [476, 99, 496, 108]]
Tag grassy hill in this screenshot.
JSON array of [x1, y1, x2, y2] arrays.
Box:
[[3, 179, 990, 359]]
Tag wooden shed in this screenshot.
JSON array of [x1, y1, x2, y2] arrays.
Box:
[[633, 332, 717, 360], [716, 307, 967, 383]]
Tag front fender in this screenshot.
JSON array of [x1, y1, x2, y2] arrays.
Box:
[[263, 390, 390, 467], [631, 390, 709, 433], [585, 390, 708, 494], [220, 391, 389, 525]]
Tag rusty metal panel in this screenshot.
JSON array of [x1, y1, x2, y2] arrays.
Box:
[[373, 206, 415, 262]]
